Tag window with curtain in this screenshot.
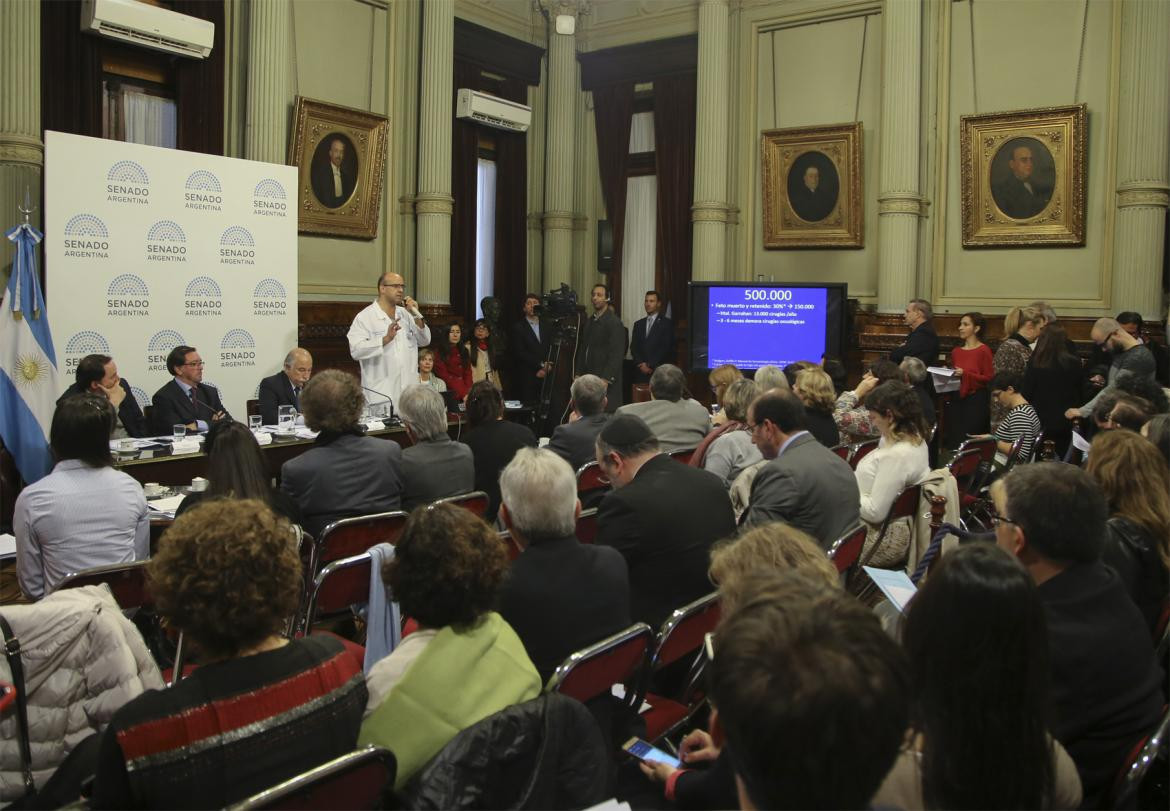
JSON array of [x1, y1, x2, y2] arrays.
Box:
[[102, 77, 177, 148], [475, 158, 498, 319], [620, 108, 658, 336]]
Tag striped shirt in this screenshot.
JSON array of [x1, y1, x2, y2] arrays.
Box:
[[994, 402, 1042, 465]]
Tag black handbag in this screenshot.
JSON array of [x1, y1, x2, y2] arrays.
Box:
[[0, 612, 37, 806]]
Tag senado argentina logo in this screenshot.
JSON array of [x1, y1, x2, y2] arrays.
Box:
[[219, 226, 256, 265], [63, 214, 110, 259], [147, 329, 186, 373], [106, 160, 150, 205], [63, 331, 111, 373], [253, 277, 287, 317], [145, 219, 187, 263], [253, 178, 288, 217], [220, 328, 256, 368], [184, 170, 223, 211], [185, 275, 223, 318], [107, 274, 150, 317]]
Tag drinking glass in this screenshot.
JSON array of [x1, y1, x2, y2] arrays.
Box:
[[249, 414, 262, 431], [173, 424, 186, 441], [278, 405, 295, 432]]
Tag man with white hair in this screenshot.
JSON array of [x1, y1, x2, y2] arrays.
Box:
[[497, 448, 630, 682], [397, 384, 473, 510], [257, 347, 313, 425]]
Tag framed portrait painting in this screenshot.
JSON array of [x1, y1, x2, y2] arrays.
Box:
[[289, 97, 388, 239], [760, 122, 864, 249], [960, 104, 1086, 247]]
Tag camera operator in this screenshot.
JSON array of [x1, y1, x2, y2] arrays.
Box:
[[511, 293, 552, 405]]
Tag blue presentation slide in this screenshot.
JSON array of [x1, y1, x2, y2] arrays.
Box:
[[707, 286, 828, 369]]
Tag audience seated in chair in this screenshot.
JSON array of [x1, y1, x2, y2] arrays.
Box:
[[460, 380, 537, 522], [792, 367, 841, 448], [873, 543, 1083, 809], [853, 381, 931, 569], [833, 359, 904, 445], [396, 384, 473, 510], [279, 370, 404, 538], [174, 419, 301, 524], [15, 395, 148, 600], [1142, 413, 1170, 468], [496, 448, 630, 684], [616, 364, 711, 452], [359, 503, 541, 789], [92, 500, 367, 809], [707, 364, 745, 427], [690, 378, 762, 488], [742, 390, 860, 549], [708, 572, 910, 810], [981, 371, 1042, 467], [1084, 429, 1170, 635], [594, 415, 736, 630], [751, 364, 789, 394], [991, 463, 1163, 807], [546, 374, 611, 472]]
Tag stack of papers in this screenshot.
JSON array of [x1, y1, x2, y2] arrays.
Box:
[[171, 438, 201, 455], [863, 566, 918, 612], [926, 366, 961, 394], [0, 533, 16, 561], [146, 495, 187, 518]]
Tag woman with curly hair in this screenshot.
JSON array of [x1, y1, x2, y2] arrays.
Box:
[[708, 364, 743, 426], [434, 322, 473, 401], [359, 503, 541, 788], [793, 367, 840, 447], [92, 500, 367, 809], [1085, 429, 1170, 633]]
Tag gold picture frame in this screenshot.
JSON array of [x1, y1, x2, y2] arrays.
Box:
[[760, 122, 864, 249], [289, 96, 388, 239], [960, 104, 1086, 247]]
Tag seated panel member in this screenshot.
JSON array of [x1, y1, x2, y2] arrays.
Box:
[[546, 374, 611, 472], [57, 353, 148, 438], [398, 384, 474, 510], [151, 345, 229, 434], [258, 348, 312, 425]]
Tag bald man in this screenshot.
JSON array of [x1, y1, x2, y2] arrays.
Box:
[[258, 348, 313, 425], [347, 271, 431, 416]]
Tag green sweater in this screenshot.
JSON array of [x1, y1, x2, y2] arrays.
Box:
[[358, 611, 541, 788]]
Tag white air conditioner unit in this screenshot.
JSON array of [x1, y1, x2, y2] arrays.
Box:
[[456, 89, 532, 133], [81, 0, 215, 59]]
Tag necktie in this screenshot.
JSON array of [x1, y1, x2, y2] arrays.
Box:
[[188, 387, 197, 418], [293, 387, 301, 410]]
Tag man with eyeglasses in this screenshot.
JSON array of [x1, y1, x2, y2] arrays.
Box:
[[150, 345, 230, 434], [347, 271, 431, 417], [990, 464, 1161, 807], [1064, 317, 1155, 423]]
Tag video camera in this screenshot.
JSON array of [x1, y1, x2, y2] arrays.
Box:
[[539, 283, 578, 319]]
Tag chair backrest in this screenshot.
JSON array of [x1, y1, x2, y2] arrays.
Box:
[[956, 435, 997, 465], [947, 448, 984, 493], [55, 559, 151, 610], [227, 746, 396, 811], [576, 461, 609, 496], [1108, 705, 1170, 810], [1002, 436, 1026, 470], [887, 484, 923, 523], [827, 522, 868, 574], [651, 593, 720, 672], [545, 622, 653, 706], [668, 447, 697, 465], [575, 507, 599, 544], [849, 438, 880, 469], [313, 511, 408, 576], [431, 490, 490, 518], [304, 552, 372, 631], [830, 443, 851, 462]]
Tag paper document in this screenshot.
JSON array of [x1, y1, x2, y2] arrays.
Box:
[[863, 566, 918, 613], [926, 366, 961, 394], [610, 684, 653, 714], [146, 495, 187, 516], [0, 534, 16, 561], [1071, 430, 1091, 453]]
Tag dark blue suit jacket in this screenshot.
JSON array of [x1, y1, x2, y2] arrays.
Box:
[[258, 371, 300, 425], [630, 315, 673, 379]]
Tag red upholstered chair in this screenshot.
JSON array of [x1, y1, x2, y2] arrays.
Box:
[[499, 529, 523, 562], [228, 745, 397, 810], [431, 490, 489, 518], [858, 484, 922, 570], [575, 507, 599, 544], [1106, 704, 1169, 810], [827, 522, 868, 576], [640, 593, 721, 742], [310, 511, 408, 586], [576, 461, 609, 499], [954, 434, 997, 466], [667, 447, 697, 465], [830, 443, 851, 463], [545, 623, 653, 708], [849, 438, 880, 470], [301, 552, 372, 636], [56, 559, 151, 609]]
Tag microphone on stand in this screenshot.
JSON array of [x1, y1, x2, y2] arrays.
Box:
[[361, 385, 396, 423]]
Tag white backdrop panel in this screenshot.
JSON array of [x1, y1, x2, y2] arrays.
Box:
[[44, 131, 298, 425]]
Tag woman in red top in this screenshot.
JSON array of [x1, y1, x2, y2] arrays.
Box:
[[946, 312, 993, 449], [434, 323, 473, 401]]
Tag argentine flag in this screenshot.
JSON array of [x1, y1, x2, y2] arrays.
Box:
[[0, 223, 58, 483]]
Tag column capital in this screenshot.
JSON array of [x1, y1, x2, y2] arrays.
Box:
[[1116, 182, 1170, 209], [539, 0, 588, 20], [699, 0, 730, 7]]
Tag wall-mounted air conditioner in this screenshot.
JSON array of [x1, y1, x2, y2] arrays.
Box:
[[456, 89, 532, 133], [81, 0, 215, 59]]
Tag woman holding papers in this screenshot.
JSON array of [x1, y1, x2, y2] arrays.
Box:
[[946, 312, 993, 449]]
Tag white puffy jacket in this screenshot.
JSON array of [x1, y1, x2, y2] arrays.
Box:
[[0, 585, 164, 800]]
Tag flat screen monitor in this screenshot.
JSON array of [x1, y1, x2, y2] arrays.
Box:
[[688, 282, 849, 372]]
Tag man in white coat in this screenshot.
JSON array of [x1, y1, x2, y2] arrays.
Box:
[[347, 271, 431, 418]]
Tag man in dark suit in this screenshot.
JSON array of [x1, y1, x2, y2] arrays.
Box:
[[992, 144, 1050, 219], [310, 136, 355, 209], [594, 415, 735, 629], [546, 374, 610, 472], [497, 447, 630, 682], [279, 370, 404, 538], [630, 290, 673, 384], [398, 384, 473, 510], [743, 390, 860, 548], [889, 299, 940, 367], [257, 348, 313, 425], [511, 293, 552, 405], [151, 345, 230, 435], [58, 353, 148, 437], [580, 284, 626, 411]]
